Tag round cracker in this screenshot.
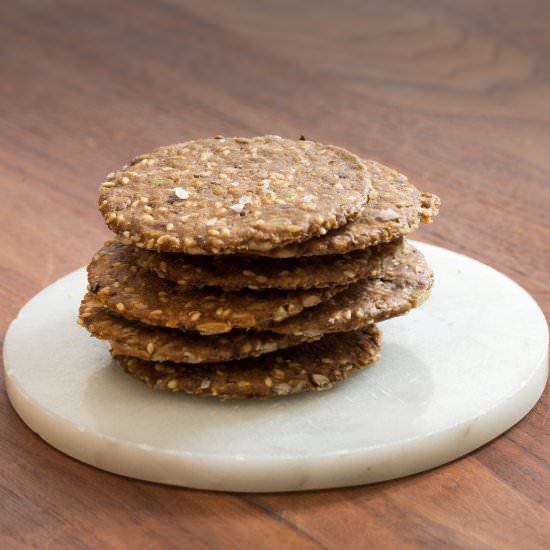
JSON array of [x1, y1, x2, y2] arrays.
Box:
[[133, 239, 403, 291], [114, 327, 382, 400], [79, 293, 320, 363], [99, 136, 372, 254], [265, 240, 433, 337], [87, 241, 345, 335], [246, 160, 440, 258]]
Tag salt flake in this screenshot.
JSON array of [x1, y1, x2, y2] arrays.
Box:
[[239, 195, 253, 205], [174, 187, 189, 200], [378, 208, 400, 221]]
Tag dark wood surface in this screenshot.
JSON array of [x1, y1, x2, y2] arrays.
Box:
[[1, 1, 549, 547]]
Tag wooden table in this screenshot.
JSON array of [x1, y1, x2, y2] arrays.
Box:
[[1, 1, 548, 547]]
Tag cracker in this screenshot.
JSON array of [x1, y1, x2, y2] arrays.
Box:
[[87, 241, 345, 335], [265, 240, 433, 337], [133, 239, 404, 291], [99, 136, 372, 254], [79, 293, 320, 363], [114, 327, 382, 400], [247, 160, 440, 258]]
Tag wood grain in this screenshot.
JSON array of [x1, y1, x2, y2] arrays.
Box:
[[1, 0, 548, 547]]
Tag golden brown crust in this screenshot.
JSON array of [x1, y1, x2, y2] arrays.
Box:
[[87, 241, 345, 334], [98, 136, 372, 254], [79, 293, 320, 363], [114, 327, 382, 400]]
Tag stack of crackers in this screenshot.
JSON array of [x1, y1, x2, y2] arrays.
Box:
[[79, 136, 439, 399]]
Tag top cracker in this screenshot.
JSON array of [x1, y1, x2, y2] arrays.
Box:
[[99, 135, 372, 254]]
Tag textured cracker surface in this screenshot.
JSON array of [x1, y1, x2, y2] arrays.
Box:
[[133, 239, 404, 291], [266, 240, 433, 336], [87, 241, 345, 334], [79, 293, 320, 363], [99, 136, 372, 254], [114, 327, 382, 399], [247, 160, 440, 258]]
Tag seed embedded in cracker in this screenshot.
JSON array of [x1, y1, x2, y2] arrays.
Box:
[[114, 327, 382, 400], [99, 135, 373, 254]]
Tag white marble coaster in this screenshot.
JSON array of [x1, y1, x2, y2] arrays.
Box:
[[3, 242, 548, 492]]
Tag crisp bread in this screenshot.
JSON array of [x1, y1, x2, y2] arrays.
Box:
[[114, 326, 382, 399], [88, 241, 345, 334], [245, 160, 440, 257], [133, 239, 404, 291], [99, 136, 372, 254], [79, 293, 320, 363], [265, 240, 433, 336]]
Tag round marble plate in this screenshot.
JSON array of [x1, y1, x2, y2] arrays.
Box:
[[3, 242, 548, 492]]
